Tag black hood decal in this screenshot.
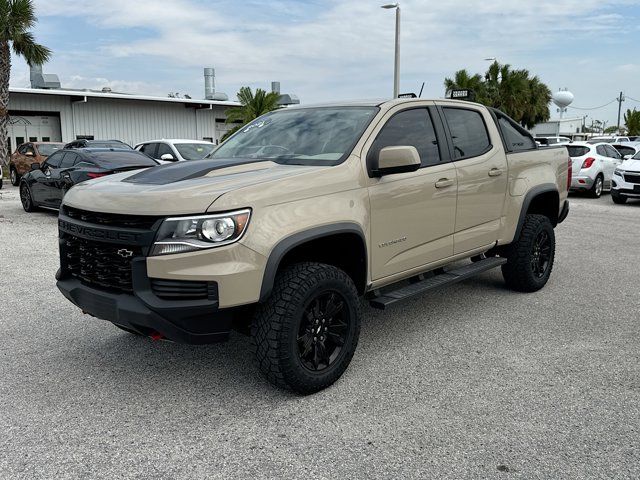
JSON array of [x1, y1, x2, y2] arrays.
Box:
[[122, 158, 270, 185]]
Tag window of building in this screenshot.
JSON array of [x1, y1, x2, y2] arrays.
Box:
[[369, 108, 441, 168], [42, 137, 51, 142], [16, 137, 25, 146], [76, 135, 94, 140], [442, 108, 491, 159], [29, 137, 38, 142]]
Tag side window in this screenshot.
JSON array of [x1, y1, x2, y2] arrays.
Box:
[[18, 144, 28, 154], [156, 143, 174, 158], [496, 114, 536, 152], [369, 108, 441, 168], [45, 152, 64, 168], [443, 107, 492, 159], [60, 152, 77, 168], [139, 143, 158, 157], [604, 145, 620, 159], [595, 145, 607, 156]]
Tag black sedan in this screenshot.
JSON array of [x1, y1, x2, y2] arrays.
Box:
[[19, 148, 158, 212]]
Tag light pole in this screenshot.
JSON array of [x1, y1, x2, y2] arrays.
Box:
[[381, 3, 400, 98]]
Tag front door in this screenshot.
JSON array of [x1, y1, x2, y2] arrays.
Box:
[[440, 106, 508, 254], [367, 106, 457, 281]]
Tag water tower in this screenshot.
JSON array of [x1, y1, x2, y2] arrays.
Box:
[[552, 89, 574, 119]]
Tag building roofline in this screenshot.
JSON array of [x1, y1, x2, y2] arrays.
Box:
[[9, 87, 240, 107]]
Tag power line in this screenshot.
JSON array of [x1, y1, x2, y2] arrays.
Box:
[[567, 99, 617, 111], [626, 96, 640, 103]]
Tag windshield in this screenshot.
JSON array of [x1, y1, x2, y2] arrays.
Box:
[[37, 144, 62, 156], [175, 143, 216, 160], [210, 107, 379, 165]]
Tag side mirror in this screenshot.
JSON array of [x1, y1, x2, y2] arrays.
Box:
[[160, 153, 176, 161], [30, 162, 40, 171], [623, 154, 632, 160], [372, 146, 421, 177]]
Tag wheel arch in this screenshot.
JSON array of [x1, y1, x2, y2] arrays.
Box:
[[259, 223, 368, 301], [515, 184, 560, 239]]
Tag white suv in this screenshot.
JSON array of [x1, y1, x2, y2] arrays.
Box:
[[135, 139, 216, 163], [567, 142, 623, 198], [611, 150, 640, 204]]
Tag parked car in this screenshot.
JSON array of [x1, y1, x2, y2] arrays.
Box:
[[567, 142, 623, 197], [628, 136, 640, 142], [611, 150, 640, 204], [135, 139, 216, 163], [64, 139, 132, 150], [611, 143, 640, 160], [9, 142, 65, 186], [587, 136, 630, 144], [56, 98, 570, 393], [535, 136, 571, 146], [19, 148, 158, 212]]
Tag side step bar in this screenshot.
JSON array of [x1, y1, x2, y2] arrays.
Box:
[[369, 257, 507, 310]]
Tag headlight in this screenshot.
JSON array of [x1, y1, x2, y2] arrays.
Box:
[[614, 168, 624, 177], [151, 209, 251, 256]]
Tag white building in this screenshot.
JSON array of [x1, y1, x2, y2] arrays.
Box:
[[7, 87, 240, 152], [529, 117, 585, 137]]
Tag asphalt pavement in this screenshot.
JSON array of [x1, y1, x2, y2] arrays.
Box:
[[0, 183, 639, 479]]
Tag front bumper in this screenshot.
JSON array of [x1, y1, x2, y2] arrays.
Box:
[[611, 176, 640, 198], [57, 258, 235, 344]]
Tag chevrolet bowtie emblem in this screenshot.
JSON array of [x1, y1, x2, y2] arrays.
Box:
[[117, 249, 134, 258]]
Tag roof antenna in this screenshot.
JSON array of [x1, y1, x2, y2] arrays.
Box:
[[418, 82, 425, 98]]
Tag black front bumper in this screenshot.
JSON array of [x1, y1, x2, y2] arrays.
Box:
[[57, 258, 234, 344]]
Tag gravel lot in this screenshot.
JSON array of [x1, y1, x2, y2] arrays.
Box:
[[0, 183, 639, 479]]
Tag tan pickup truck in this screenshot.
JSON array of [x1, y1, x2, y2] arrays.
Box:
[[56, 98, 570, 393]]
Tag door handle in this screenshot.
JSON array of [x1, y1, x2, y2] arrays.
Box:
[[488, 168, 503, 177], [435, 178, 454, 188]]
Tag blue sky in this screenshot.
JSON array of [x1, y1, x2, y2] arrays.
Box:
[[9, 0, 640, 126]]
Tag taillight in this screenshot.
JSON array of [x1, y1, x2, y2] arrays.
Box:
[[87, 172, 109, 179], [567, 156, 572, 190], [581, 157, 595, 169]]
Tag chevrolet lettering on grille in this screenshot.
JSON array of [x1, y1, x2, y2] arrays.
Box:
[[58, 219, 142, 243]]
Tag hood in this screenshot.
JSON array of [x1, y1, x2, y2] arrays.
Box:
[[620, 159, 640, 172], [62, 158, 324, 215]]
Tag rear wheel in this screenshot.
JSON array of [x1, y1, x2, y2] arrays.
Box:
[[20, 183, 37, 212], [611, 192, 627, 204], [502, 214, 555, 292], [252, 262, 361, 394], [590, 175, 603, 198], [10, 168, 20, 186]]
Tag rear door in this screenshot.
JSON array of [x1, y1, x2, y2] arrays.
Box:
[[440, 105, 508, 254], [367, 105, 457, 280]]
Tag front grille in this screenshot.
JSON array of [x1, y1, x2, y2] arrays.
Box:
[[623, 173, 640, 184], [63, 206, 160, 230], [150, 278, 217, 300], [63, 235, 141, 293]]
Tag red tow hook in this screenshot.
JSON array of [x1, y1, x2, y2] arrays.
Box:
[[150, 332, 164, 341]]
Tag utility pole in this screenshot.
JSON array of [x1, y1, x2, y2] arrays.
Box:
[[616, 91, 625, 131]]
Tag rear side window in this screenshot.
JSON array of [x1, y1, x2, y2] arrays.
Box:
[[443, 108, 491, 159], [567, 146, 590, 157], [495, 113, 536, 152], [596, 145, 607, 156], [370, 108, 441, 167]]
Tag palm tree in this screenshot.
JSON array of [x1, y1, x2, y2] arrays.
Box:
[[221, 86, 281, 142], [444, 69, 487, 103], [1, 0, 51, 166], [624, 108, 640, 136]]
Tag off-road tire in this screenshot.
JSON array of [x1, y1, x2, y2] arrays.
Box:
[[10, 168, 20, 186], [20, 183, 37, 212], [611, 192, 627, 204], [590, 174, 603, 198], [501, 214, 555, 292], [251, 262, 361, 394]]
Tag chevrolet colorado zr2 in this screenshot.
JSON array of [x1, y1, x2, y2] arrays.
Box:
[[56, 98, 570, 393]]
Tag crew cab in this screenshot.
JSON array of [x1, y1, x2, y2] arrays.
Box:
[[56, 98, 570, 393]]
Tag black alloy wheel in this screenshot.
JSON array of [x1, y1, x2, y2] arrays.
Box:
[[530, 230, 552, 279], [20, 183, 36, 212], [297, 291, 350, 371]]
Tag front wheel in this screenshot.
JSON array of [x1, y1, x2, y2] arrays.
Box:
[[502, 214, 555, 292], [20, 183, 37, 212], [251, 262, 361, 394]]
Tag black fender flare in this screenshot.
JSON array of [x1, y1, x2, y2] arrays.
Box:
[[514, 183, 560, 239], [259, 222, 367, 302]]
